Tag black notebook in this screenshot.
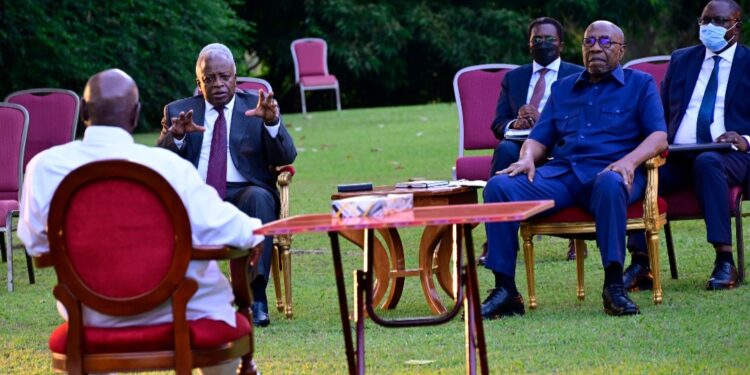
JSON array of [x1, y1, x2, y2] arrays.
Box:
[[668, 143, 732, 153]]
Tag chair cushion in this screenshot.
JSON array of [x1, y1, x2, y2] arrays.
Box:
[[0, 200, 19, 225], [535, 197, 667, 223], [49, 312, 250, 354], [665, 186, 743, 218], [455, 156, 492, 181], [300, 75, 338, 87], [278, 165, 296, 176]]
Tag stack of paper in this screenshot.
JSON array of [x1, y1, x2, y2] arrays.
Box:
[[505, 128, 531, 141], [394, 180, 449, 189]]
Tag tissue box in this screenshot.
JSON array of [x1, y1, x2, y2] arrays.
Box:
[[332, 193, 413, 218]]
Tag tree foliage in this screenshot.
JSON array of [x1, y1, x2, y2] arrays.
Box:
[[0, 0, 253, 132], [244, 0, 750, 111]]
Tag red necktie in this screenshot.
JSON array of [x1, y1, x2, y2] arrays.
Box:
[[206, 106, 227, 198], [528, 68, 550, 109]]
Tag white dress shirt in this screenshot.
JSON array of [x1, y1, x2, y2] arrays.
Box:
[[526, 57, 561, 111], [174, 95, 281, 183], [674, 44, 736, 144], [18, 126, 264, 328]]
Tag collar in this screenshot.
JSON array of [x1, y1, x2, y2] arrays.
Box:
[[82, 126, 134, 144], [532, 57, 561, 73], [704, 42, 737, 63], [205, 94, 236, 113], [575, 64, 625, 87]]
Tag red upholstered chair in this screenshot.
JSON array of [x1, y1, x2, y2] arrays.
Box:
[[519, 155, 668, 309], [5, 88, 79, 289], [662, 186, 746, 282], [194, 77, 273, 96], [623, 56, 671, 93], [0, 103, 29, 292], [38, 160, 258, 374], [270, 165, 295, 318], [452, 64, 519, 181], [291, 38, 341, 114]]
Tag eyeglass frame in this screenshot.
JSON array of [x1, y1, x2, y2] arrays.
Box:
[[697, 16, 740, 26], [530, 35, 559, 45], [582, 36, 624, 49]]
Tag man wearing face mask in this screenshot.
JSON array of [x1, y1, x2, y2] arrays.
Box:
[[480, 18, 585, 265], [624, 0, 750, 292]]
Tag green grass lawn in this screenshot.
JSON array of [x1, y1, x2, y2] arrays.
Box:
[[2, 103, 750, 374]]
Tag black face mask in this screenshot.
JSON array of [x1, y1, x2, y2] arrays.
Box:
[[531, 41, 559, 66]]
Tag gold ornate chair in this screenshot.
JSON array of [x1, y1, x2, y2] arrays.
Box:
[[519, 154, 667, 309], [271, 165, 295, 318]]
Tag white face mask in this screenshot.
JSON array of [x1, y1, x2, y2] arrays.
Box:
[[699, 22, 738, 52]]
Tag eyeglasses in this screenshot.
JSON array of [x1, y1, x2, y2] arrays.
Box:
[[697, 17, 739, 26], [582, 36, 623, 48], [531, 35, 558, 45]]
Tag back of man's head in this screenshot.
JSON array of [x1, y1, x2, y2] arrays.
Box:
[[81, 69, 140, 132]]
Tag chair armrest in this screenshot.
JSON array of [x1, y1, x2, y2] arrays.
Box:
[[642, 154, 667, 229], [33, 253, 54, 268]]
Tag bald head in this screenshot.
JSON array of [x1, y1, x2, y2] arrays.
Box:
[[81, 69, 140, 132], [582, 20, 626, 82]]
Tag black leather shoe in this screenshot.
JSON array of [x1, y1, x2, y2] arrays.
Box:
[[477, 242, 488, 266], [566, 240, 587, 261], [252, 302, 270, 327], [602, 284, 640, 316], [623, 263, 653, 291], [480, 287, 525, 320], [706, 261, 738, 290]]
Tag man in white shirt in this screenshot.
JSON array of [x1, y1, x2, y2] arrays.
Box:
[[625, 0, 750, 292], [18, 68, 262, 375], [157, 43, 297, 327]]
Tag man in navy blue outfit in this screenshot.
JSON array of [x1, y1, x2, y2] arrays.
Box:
[[490, 17, 584, 176], [481, 20, 668, 319], [482, 17, 584, 264], [625, 0, 750, 292]]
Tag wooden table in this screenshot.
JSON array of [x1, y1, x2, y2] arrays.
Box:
[[331, 185, 478, 314], [255, 200, 554, 375]]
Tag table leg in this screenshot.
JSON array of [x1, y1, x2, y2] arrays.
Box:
[[418, 225, 451, 314], [328, 232, 357, 375], [338, 229, 402, 309], [462, 224, 488, 375]]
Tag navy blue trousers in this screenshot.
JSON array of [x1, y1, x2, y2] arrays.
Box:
[[628, 150, 750, 252], [490, 139, 523, 177], [226, 183, 278, 303], [484, 168, 646, 277]]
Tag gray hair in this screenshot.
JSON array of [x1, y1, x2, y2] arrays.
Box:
[[195, 43, 236, 76]]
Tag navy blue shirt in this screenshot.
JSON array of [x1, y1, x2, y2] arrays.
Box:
[[529, 65, 667, 184]]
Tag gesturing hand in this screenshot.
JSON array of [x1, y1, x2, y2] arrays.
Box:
[[245, 89, 280, 123], [168, 109, 205, 138], [498, 158, 537, 182]]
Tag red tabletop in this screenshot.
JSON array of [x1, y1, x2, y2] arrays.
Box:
[[255, 200, 554, 235]]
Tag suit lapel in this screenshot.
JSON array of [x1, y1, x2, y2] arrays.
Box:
[[189, 99, 206, 166], [679, 46, 705, 118], [230, 94, 253, 152], [515, 65, 533, 106], [725, 44, 747, 105]]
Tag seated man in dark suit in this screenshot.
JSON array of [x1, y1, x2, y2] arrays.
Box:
[[625, 0, 750, 291], [486, 17, 585, 263], [481, 20, 667, 319], [157, 43, 297, 327]]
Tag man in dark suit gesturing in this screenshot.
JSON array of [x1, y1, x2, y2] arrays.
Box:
[[625, 0, 750, 292], [158, 43, 297, 327]]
